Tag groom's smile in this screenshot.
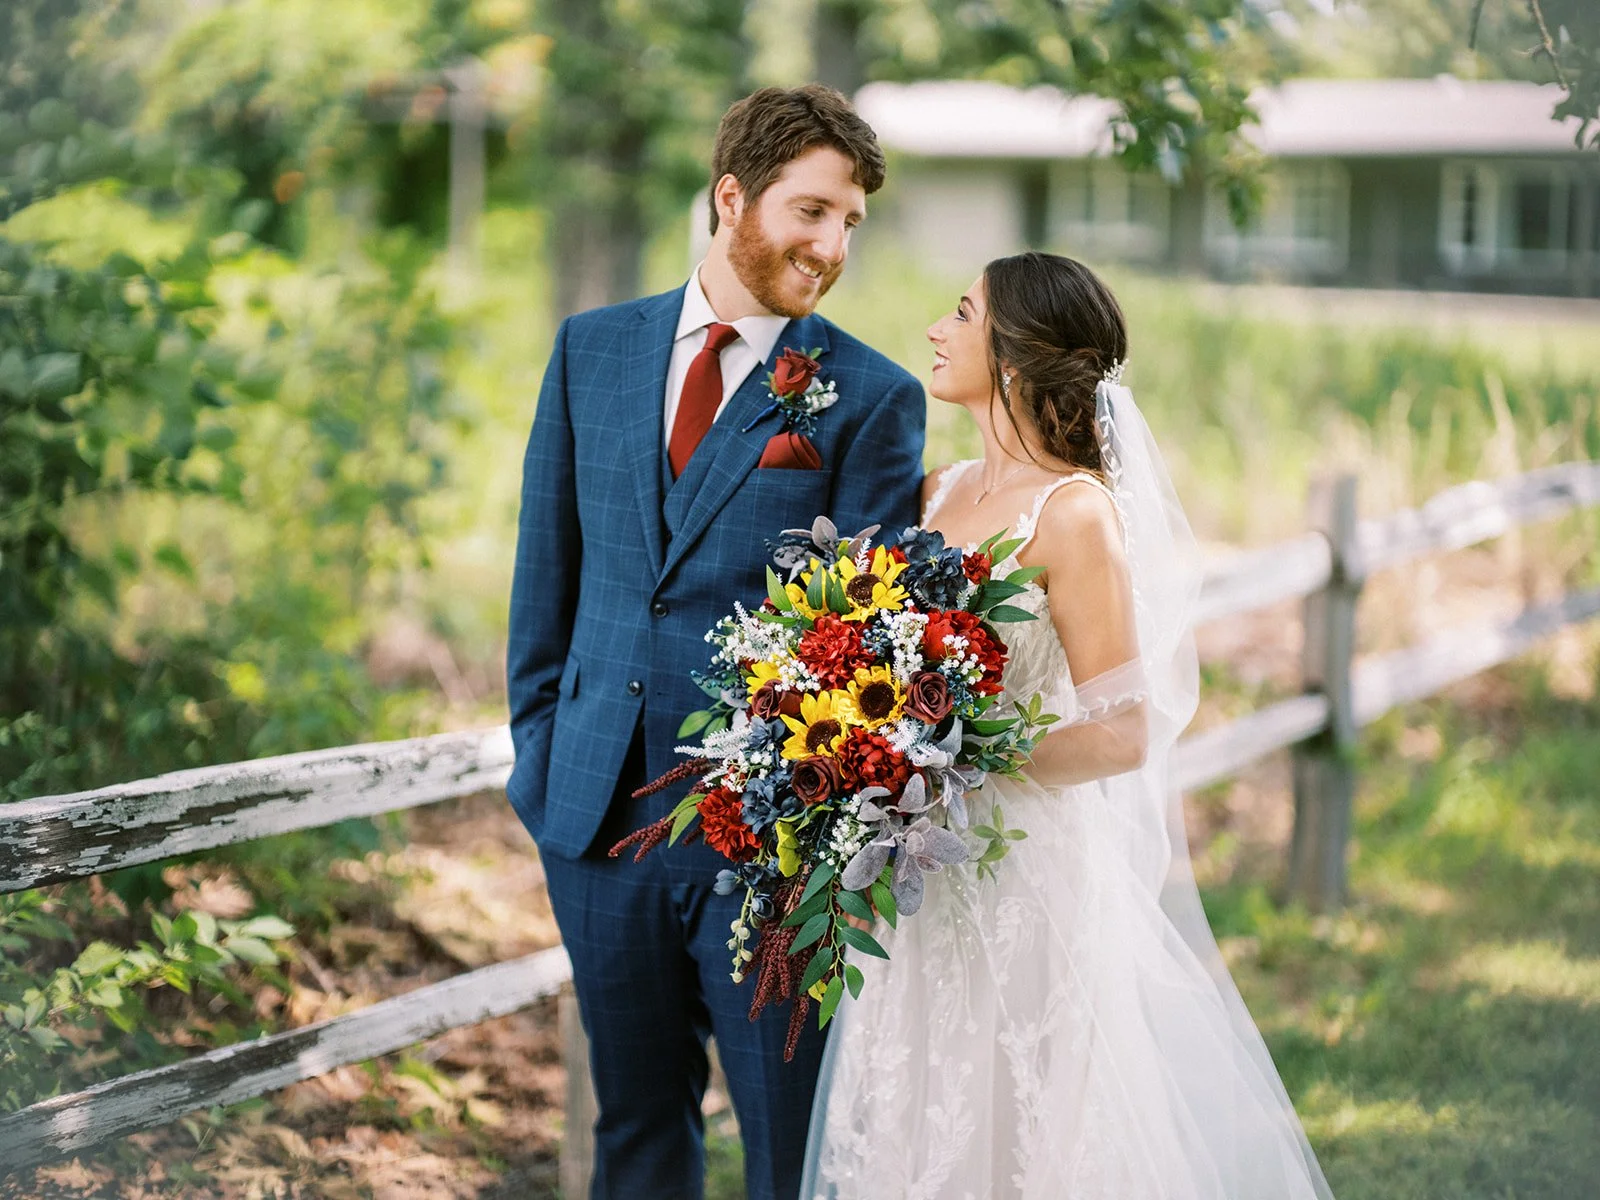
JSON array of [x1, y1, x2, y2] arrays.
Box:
[[723, 145, 865, 319]]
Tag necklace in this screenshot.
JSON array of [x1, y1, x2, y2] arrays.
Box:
[[973, 462, 1028, 506]]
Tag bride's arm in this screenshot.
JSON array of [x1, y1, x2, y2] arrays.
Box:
[[1013, 483, 1148, 787]]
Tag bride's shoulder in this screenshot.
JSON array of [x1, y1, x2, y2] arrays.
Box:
[[1032, 477, 1124, 562]]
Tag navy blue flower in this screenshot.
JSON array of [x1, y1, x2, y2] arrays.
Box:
[[896, 527, 947, 564], [742, 777, 804, 834], [745, 717, 787, 753], [903, 545, 969, 610]]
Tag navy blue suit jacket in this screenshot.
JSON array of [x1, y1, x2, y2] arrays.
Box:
[[506, 286, 926, 860]]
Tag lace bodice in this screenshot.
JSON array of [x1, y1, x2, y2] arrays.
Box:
[[923, 459, 1118, 721]]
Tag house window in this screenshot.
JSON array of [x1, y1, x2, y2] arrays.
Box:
[[1442, 162, 1590, 275], [1439, 162, 1498, 271], [1050, 162, 1171, 262], [1203, 161, 1350, 275], [1514, 177, 1557, 252]]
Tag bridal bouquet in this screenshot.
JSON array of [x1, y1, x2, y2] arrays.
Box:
[[611, 518, 1058, 1058]]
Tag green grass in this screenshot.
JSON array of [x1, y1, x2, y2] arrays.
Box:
[[1215, 668, 1600, 1198]]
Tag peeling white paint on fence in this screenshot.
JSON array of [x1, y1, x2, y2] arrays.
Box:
[[0, 727, 513, 893], [0, 946, 572, 1174]]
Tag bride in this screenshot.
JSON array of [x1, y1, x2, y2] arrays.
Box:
[[800, 252, 1334, 1199]]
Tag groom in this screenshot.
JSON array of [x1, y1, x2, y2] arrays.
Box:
[[506, 85, 925, 1199]]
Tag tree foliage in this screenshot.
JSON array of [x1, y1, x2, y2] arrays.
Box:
[[1504, 0, 1600, 146]]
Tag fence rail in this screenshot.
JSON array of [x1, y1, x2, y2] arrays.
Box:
[[4, 461, 1599, 1177]]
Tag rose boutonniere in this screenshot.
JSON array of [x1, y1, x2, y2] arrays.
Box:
[[742, 346, 840, 434]]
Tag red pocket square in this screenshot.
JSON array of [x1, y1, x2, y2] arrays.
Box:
[[757, 431, 823, 470]]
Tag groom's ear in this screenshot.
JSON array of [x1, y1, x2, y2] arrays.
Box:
[[712, 172, 746, 229]]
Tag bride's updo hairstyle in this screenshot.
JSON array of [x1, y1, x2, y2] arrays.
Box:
[[983, 251, 1127, 476]]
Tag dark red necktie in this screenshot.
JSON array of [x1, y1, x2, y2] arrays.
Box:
[[668, 322, 740, 479]]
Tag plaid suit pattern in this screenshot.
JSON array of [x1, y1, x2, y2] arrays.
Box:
[[505, 285, 925, 1199]]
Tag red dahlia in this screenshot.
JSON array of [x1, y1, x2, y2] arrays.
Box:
[[837, 729, 912, 796], [697, 787, 759, 861], [797, 614, 872, 689]]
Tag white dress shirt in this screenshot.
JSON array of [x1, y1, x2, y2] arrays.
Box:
[[663, 265, 789, 450]]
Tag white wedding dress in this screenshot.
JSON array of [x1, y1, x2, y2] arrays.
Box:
[[800, 386, 1334, 1200]]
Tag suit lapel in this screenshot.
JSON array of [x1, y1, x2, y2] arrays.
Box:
[[660, 314, 832, 581], [621, 289, 682, 580]]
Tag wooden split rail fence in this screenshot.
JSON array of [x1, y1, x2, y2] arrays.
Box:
[[3, 460, 1599, 1179]]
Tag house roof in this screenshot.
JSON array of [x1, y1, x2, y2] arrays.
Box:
[[855, 77, 1587, 161]]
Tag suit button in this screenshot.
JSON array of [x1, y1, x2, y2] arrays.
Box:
[[627, 679, 644, 696], [651, 601, 669, 617]]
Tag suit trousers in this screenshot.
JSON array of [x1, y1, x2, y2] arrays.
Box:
[[541, 717, 828, 1200]]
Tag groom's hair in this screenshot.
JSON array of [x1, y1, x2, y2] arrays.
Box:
[[707, 85, 886, 234]]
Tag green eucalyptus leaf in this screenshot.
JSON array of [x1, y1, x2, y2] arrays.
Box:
[[839, 925, 889, 959]]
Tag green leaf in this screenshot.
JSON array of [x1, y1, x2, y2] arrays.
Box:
[[669, 799, 702, 846], [84, 981, 123, 1009], [819, 976, 845, 1027], [1005, 565, 1046, 586], [28, 352, 81, 402], [978, 580, 1027, 605], [71, 941, 124, 977], [869, 881, 898, 929], [975, 528, 1009, 557], [839, 925, 889, 959], [0, 349, 27, 399], [224, 936, 277, 966], [767, 567, 793, 611], [790, 912, 831, 953], [836, 889, 873, 922], [781, 891, 829, 928], [989, 536, 1025, 563], [799, 862, 836, 908], [844, 963, 865, 1000], [806, 566, 826, 612], [190, 910, 218, 946], [799, 946, 835, 994], [170, 912, 198, 943], [985, 604, 1037, 623], [237, 916, 295, 941], [969, 718, 1018, 736], [1004, 829, 1029, 840], [970, 824, 999, 840], [677, 709, 714, 738], [825, 572, 850, 615]]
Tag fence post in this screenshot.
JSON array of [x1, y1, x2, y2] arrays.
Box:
[[558, 984, 595, 1199], [1287, 473, 1361, 911]]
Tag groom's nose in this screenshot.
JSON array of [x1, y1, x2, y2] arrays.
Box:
[[810, 219, 849, 265]]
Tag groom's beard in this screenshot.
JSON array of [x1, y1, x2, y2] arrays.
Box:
[[728, 216, 842, 319]]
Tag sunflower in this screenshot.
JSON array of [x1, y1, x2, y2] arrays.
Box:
[[780, 690, 855, 761], [835, 546, 910, 622], [745, 658, 784, 695], [783, 557, 831, 620], [839, 665, 905, 728]]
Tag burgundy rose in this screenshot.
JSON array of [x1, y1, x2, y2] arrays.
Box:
[[771, 348, 821, 397], [751, 680, 804, 721], [961, 550, 993, 585], [904, 670, 954, 724], [791, 756, 842, 807]]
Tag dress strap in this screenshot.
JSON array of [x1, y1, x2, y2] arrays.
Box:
[[1011, 472, 1119, 559], [921, 459, 979, 525]]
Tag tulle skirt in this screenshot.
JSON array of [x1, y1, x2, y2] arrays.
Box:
[[800, 769, 1334, 1200]]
